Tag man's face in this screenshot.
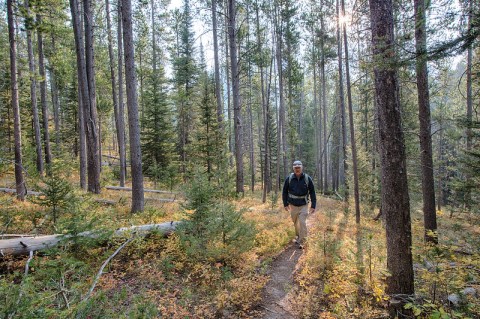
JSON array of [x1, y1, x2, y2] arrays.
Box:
[[293, 165, 303, 174]]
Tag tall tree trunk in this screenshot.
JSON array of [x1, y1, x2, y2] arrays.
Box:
[[78, 79, 87, 190], [106, 0, 125, 187], [320, 11, 328, 194], [37, 14, 52, 171], [414, 0, 437, 243], [342, 0, 360, 222], [228, 0, 244, 194], [275, 5, 288, 179], [336, 0, 348, 201], [224, 2, 233, 160], [70, 0, 100, 193], [49, 36, 61, 150], [368, 0, 414, 311], [7, 0, 26, 201], [83, 0, 101, 193], [117, 1, 127, 185], [466, 0, 473, 151], [465, 0, 473, 209], [122, 0, 145, 212], [25, 0, 43, 175], [211, 0, 223, 125]]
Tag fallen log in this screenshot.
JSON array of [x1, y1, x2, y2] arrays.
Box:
[[1, 188, 122, 206], [0, 221, 181, 257], [105, 186, 179, 195], [0, 187, 41, 196]]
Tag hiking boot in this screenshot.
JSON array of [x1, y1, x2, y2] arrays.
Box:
[[292, 236, 299, 244]]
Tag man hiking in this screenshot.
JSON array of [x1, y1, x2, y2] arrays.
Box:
[[282, 160, 316, 249]]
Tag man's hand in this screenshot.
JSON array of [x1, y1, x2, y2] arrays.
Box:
[[309, 207, 315, 214], [284, 206, 290, 212]]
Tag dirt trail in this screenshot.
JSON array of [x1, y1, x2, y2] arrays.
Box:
[[258, 216, 315, 319]]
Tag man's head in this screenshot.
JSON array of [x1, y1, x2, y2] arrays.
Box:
[[293, 160, 303, 175]]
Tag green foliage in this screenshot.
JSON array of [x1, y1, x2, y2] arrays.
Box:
[[178, 172, 256, 265], [31, 170, 74, 226]]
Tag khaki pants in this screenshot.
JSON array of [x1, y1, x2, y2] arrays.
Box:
[[289, 204, 308, 244]]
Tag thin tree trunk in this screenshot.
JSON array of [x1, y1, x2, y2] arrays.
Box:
[[256, 3, 271, 202], [70, 0, 100, 193], [336, 0, 348, 201], [78, 80, 87, 190], [49, 36, 61, 150], [83, 0, 101, 193], [122, 0, 145, 212], [368, 0, 414, 311], [414, 0, 437, 243], [106, 0, 125, 187], [228, 0, 244, 194], [275, 5, 287, 179], [7, 0, 26, 201], [224, 2, 233, 159], [466, 0, 473, 151], [342, 0, 360, 222], [25, 0, 43, 175], [37, 14, 52, 171], [211, 0, 223, 125], [320, 10, 328, 194], [117, 1, 127, 185], [465, 0, 473, 209]]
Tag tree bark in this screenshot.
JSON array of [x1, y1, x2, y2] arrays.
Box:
[[49, 36, 61, 150], [83, 0, 101, 193], [37, 14, 52, 171], [414, 0, 437, 243], [320, 9, 328, 194], [255, 3, 271, 202], [122, 0, 145, 212], [211, 0, 223, 125], [78, 82, 87, 190], [342, 0, 360, 223], [336, 0, 348, 201], [0, 222, 181, 257], [7, 0, 26, 201], [466, 0, 473, 152], [228, 0, 244, 194], [275, 5, 288, 180], [117, 1, 127, 185], [25, 0, 44, 175], [70, 0, 99, 192], [368, 0, 414, 305], [106, 0, 125, 187]]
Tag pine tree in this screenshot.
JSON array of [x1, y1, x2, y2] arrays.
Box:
[[194, 44, 224, 179], [173, 0, 198, 176], [141, 64, 176, 185]]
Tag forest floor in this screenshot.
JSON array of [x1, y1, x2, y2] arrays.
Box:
[[1, 173, 480, 318]]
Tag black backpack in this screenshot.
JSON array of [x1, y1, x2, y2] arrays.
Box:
[[288, 173, 311, 202]]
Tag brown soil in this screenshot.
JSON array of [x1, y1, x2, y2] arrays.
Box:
[[258, 242, 303, 318], [258, 214, 316, 318]]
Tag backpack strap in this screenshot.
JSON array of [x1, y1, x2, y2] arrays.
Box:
[[288, 173, 310, 203]]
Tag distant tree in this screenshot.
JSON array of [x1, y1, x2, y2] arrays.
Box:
[[342, 0, 360, 222], [37, 13, 53, 172], [414, 0, 437, 243], [228, 0, 244, 194], [106, 0, 126, 187], [141, 0, 176, 186], [173, 0, 198, 176], [194, 44, 224, 179], [7, 0, 26, 201], [24, 0, 44, 175]]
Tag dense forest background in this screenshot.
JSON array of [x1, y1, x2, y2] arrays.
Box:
[[0, 0, 479, 317]]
